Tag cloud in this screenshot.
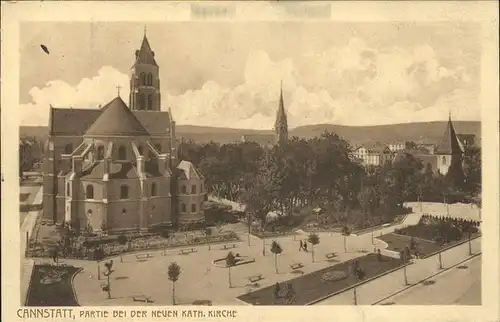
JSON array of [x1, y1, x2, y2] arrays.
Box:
[[20, 39, 479, 128]]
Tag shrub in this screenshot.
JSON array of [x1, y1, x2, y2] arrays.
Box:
[[321, 270, 348, 282]]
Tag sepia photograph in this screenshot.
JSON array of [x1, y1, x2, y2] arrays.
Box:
[[2, 1, 499, 321]]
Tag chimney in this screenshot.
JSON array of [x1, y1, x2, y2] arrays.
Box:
[[135, 50, 140, 58], [159, 156, 167, 175], [72, 156, 83, 175]]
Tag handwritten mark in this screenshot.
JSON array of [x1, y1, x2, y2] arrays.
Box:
[[40, 44, 50, 55]]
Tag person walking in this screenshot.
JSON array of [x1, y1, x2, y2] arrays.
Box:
[[299, 240, 303, 251], [303, 241, 308, 252]]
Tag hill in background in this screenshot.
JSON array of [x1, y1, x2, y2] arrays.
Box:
[[20, 121, 480, 147]]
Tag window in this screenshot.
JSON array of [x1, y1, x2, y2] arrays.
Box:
[[122, 209, 126, 216], [137, 145, 143, 156], [118, 145, 126, 160], [151, 182, 157, 196], [120, 185, 129, 199], [200, 183, 203, 192], [192, 185, 197, 194], [66, 182, 70, 196], [147, 94, 153, 110], [442, 156, 447, 165], [147, 73, 153, 86], [87, 209, 92, 220], [154, 143, 161, 153], [64, 143, 73, 154], [139, 93, 146, 110], [181, 185, 187, 194], [181, 203, 186, 213], [140, 72, 146, 85], [86, 185, 94, 199], [191, 204, 196, 213], [97, 146, 105, 160]]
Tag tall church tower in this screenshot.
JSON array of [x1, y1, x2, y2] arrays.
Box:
[[129, 28, 161, 111], [274, 82, 288, 145]]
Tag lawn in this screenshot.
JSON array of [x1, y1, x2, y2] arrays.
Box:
[[25, 264, 81, 306], [237, 253, 403, 305], [378, 233, 442, 258]]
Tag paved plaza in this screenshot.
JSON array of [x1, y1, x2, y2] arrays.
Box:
[[20, 189, 482, 306]]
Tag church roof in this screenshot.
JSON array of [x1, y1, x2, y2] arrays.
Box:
[[81, 161, 140, 179], [84, 96, 150, 137], [176, 160, 203, 180], [133, 35, 158, 67], [436, 116, 464, 155], [50, 107, 171, 137]]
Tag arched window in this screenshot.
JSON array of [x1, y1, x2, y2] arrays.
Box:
[[181, 185, 187, 194], [442, 156, 447, 165], [137, 145, 143, 156], [120, 185, 129, 199], [147, 73, 153, 86], [97, 146, 105, 160], [118, 145, 126, 160], [86, 185, 94, 199], [181, 203, 186, 213], [200, 183, 204, 192], [191, 184, 197, 194], [122, 209, 126, 216], [140, 72, 146, 85], [139, 93, 146, 110], [191, 204, 196, 213], [154, 143, 161, 153], [151, 182, 157, 196], [87, 209, 92, 220], [66, 182, 70, 196], [147, 94, 153, 110], [64, 143, 73, 154]]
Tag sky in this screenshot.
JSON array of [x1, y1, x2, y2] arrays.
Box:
[[20, 21, 481, 129]]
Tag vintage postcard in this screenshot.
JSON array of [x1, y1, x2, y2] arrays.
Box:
[[1, 1, 499, 322]]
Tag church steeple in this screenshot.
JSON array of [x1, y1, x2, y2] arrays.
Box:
[[274, 81, 288, 145], [129, 28, 161, 111]]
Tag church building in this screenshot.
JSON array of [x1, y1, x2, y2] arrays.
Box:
[[42, 33, 206, 233]]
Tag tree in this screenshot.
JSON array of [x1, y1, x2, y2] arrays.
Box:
[[205, 228, 212, 250], [308, 233, 320, 262], [102, 260, 114, 299], [434, 226, 446, 269], [117, 234, 128, 263], [168, 262, 181, 305], [341, 226, 350, 252], [225, 252, 237, 288], [351, 259, 365, 305], [270, 241, 283, 274], [401, 246, 411, 285]]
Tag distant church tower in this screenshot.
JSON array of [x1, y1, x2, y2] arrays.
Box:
[[436, 112, 465, 186], [274, 82, 288, 145], [129, 27, 161, 111]]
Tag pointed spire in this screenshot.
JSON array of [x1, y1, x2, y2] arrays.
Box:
[[274, 81, 288, 145], [144, 24, 147, 36], [169, 106, 175, 123], [132, 30, 158, 67]]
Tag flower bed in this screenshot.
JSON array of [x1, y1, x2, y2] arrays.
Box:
[[321, 270, 348, 282], [25, 264, 81, 306], [26, 232, 241, 261]]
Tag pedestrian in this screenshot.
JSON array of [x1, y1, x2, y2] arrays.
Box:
[[299, 240, 303, 251], [303, 241, 308, 252]]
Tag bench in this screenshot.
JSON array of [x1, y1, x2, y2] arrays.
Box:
[[178, 248, 197, 255], [133, 295, 154, 303], [248, 274, 263, 283], [135, 253, 152, 260], [220, 244, 237, 250], [290, 262, 303, 270], [325, 252, 336, 260]]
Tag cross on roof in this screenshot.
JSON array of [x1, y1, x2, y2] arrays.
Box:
[[116, 85, 122, 96]]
